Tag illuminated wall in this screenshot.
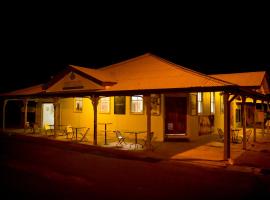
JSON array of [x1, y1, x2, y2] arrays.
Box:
[[59, 95, 165, 142], [57, 92, 228, 142]]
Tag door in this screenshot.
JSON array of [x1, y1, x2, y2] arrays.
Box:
[[42, 103, 54, 128], [165, 97, 187, 134]]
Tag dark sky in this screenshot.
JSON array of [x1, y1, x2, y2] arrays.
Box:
[[1, 6, 269, 93]]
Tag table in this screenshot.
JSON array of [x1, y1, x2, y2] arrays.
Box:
[[72, 127, 87, 141], [48, 124, 68, 137], [231, 128, 241, 143], [124, 131, 146, 148], [98, 123, 112, 145]]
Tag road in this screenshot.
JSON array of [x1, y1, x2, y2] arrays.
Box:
[[0, 134, 269, 200]]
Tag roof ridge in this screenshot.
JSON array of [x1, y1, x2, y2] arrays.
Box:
[[148, 54, 234, 86], [99, 53, 152, 71], [69, 64, 96, 70], [210, 71, 266, 76]]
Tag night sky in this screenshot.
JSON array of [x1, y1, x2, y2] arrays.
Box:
[[1, 7, 269, 94]]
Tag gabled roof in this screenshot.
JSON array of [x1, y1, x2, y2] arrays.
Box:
[[69, 65, 116, 83], [1, 53, 268, 99], [98, 53, 233, 91], [210, 71, 266, 87], [0, 84, 44, 97]]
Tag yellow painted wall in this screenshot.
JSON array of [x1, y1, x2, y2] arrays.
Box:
[[60, 98, 93, 130], [213, 92, 224, 132], [187, 92, 225, 140], [59, 95, 165, 142], [57, 92, 229, 142]]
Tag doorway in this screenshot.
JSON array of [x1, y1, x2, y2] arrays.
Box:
[[165, 97, 187, 134], [42, 103, 54, 128]]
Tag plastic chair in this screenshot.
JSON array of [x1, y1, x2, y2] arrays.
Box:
[[65, 125, 73, 139], [217, 128, 224, 141], [114, 130, 126, 145]]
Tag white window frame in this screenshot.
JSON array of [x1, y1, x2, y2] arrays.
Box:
[[130, 95, 144, 114], [99, 97, 110, 113], [197, 92, 203, 114], [210, 92, 215, 114]]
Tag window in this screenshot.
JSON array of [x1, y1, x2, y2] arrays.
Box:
[[131, 95, 143, 114], [99, 97, 110, 113], [210, 92, 215, 114], [114, 96, 126, 114], [220, 93, 224, 113], [74, 97, 83, 112], [197, 92, 203, 114], [190, 93, 197, 115]]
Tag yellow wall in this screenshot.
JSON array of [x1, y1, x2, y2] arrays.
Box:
[[214, 92, 224, 132], [59, 95, 165, 142], [57, 92, 228, 142], [186, 92, 225, 140]]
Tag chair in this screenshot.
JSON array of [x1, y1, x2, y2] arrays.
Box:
[[114, 130, 126, 145], [44, 123, 53, 136], [65, 125, 74, 139], [217, 128, 224, 141], [80, 128, 90, 142], [142, 132, 155, 150], [241, 129, 252, 143]]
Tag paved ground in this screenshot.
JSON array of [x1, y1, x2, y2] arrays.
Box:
[[3, 129, 270, 173], [0, 132, 270, 199]]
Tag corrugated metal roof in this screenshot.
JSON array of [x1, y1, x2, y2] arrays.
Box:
[[210, 71, 266, 87], [2, 54, 268, 97], [70, 65, 116, 83], [0, 84, 44, 96], [99, 53, 233, 91]]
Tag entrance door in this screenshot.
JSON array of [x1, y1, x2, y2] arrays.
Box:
[[42, 103, 54, 128], [165, 97, 187, 134]]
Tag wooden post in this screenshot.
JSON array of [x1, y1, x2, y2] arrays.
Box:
[[144, 94, 152, 149], [261, 100, 265, 137], [241, 96, 246, 150], [267, 101, 270, 134], [223, 93, 231, 160], [2, 99, 8, 131], [53, 98, 60, 136], [91, 95, 99, 145], [253, 99, 257, 142], [23, 99, 28, 133]]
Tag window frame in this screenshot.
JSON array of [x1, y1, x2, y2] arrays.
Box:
[[130, 95, 144, 114], [210, 92, 215, 114], [197, 92, 203, 114], [74, 97, 83, 113], [99, 96, 111, 114]]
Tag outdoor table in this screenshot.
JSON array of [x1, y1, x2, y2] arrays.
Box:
[[231, 128, 241, 143], [124, 131, 146, 149], [98, 123, 112, 145], [72, 127, 86, 141]]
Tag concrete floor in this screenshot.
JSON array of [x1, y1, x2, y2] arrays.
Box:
[[2, 128, 270, 171]]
